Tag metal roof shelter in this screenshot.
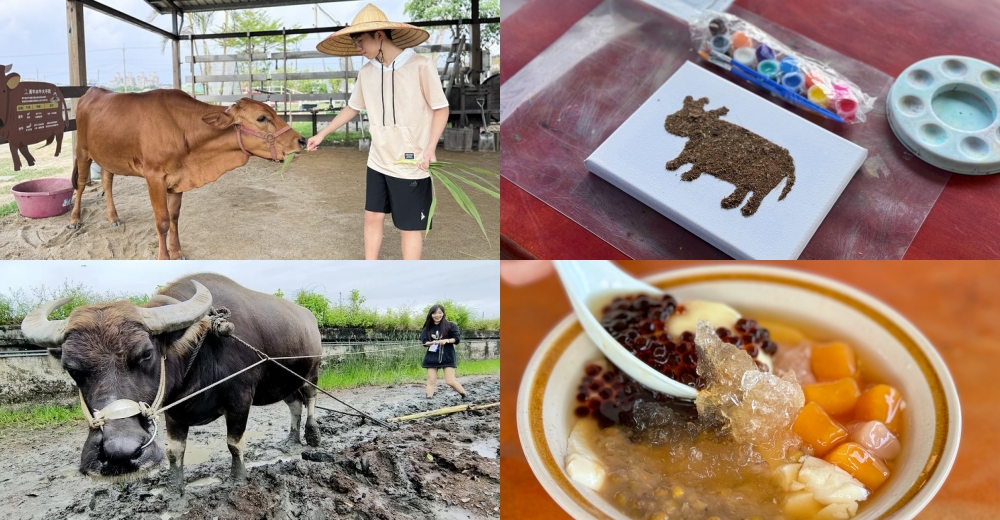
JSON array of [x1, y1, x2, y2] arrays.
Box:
[[65, 0, 496, 93]]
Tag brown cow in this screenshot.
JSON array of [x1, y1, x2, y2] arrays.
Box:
[[69, 88, 306, 259], [0, 64, 67, 171]]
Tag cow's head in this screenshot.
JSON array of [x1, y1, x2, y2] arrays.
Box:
[[202, 98, 306, 160], [21, 281, 213, 480], [665, 96, 729, 137], [0, 68, 19, 129]]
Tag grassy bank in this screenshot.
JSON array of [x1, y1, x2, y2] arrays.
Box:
[[0, 404, 84, 429], [318, 357, 500, 390]]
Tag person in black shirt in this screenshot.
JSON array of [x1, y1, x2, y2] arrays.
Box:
[[420, 304, 468, 399]]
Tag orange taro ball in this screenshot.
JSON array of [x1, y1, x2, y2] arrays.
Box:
[[792, 402, 849, 457], [824, 442, 891, 490], [854, 384, 906, 434], [803, 377, 861, 416], [810, 342, 858, 381]]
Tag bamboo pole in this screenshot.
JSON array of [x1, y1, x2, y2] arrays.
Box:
[[387, 402, 499, 423]]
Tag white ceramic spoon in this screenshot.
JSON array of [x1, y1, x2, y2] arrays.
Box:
[[553, 260, 700, 400]]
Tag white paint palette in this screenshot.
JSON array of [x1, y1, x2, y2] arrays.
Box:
[[585, 61, 868, 259], [887, 55, 1000, 175]]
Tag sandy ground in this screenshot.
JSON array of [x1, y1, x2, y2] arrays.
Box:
[[0, 140, 499, 260], [0, 374, 499, 520]]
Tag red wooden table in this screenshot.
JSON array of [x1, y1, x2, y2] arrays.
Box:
[[500, 0, 1000, 259]]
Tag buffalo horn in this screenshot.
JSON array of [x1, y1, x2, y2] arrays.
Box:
[[138, 280, 213, 334], [21, 297, 73, 347]]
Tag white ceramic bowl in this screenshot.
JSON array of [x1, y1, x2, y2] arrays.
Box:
[[516, 265, 961, 520]]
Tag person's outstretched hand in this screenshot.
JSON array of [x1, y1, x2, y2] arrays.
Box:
[[306, 135, 323, 152]]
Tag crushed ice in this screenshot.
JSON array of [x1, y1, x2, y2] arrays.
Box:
[[694, 321, 805, 445]]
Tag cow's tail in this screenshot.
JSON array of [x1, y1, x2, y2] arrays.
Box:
[[779, 168, 795, 200]]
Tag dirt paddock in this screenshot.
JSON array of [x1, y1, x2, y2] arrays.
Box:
[[0, 374, 499, 520], [0, 144, 499, 260]]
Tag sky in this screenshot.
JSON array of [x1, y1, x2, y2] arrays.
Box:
[[0, 0, 497, 86], [0, 260, 500, 317]]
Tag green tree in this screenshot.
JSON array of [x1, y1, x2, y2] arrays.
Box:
[[274, 288, 285, 299], [423, 300, 472, 331], [295, 290, 329, 323], [404, 0, 499, 47], [217, 10, 307, 93]]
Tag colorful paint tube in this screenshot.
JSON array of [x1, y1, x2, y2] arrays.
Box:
[[781, 72, 805, 92], [755, 43, 775, 62], [807, 85, 830, 108], [733, 47, 758, 69], [711, 35, 732, 55], [757, 59, 780, 79]]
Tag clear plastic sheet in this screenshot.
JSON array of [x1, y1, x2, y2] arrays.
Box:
[[500, 0, 951, 259], [689, 10, 875, 123]]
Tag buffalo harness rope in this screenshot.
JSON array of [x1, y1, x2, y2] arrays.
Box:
[[76, 308, 389, 443]]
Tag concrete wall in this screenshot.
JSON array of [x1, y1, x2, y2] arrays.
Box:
[[0, 354, 77, 407]]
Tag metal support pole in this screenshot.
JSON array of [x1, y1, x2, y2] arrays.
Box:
[[172, 11, 181, 89], [282, 28, 288, 119], [189, 34, 195, 97]]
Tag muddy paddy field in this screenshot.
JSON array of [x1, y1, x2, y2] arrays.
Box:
[[0, 140, 499, 260], [0, 374, 499, 520]]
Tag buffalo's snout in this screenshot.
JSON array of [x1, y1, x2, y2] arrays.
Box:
[[81, 417, 163, 478], [297, 137, 307, 149]]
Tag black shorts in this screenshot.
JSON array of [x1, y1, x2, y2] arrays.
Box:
[[365, 167, 433, 231]]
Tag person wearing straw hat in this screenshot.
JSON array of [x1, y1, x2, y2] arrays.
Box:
[[307, 4, 450, 260]]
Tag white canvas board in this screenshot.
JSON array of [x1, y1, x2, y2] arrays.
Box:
[[585, 61, 868, 259]]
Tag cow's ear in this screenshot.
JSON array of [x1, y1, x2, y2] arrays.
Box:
[[203, 110, 234, 129], [5, 73, 20, 90], [47, 347, 63, 360]]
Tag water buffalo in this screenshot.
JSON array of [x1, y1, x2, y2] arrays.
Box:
[[69, 89, 307, 259], [20, 273, 322, 490], [665, 95, 795, 217]]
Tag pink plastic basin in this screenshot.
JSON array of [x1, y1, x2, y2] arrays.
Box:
[[10, 178, 74, 219]]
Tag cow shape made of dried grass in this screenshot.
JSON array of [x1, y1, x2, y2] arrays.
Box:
[[664, 96, 795, 217]]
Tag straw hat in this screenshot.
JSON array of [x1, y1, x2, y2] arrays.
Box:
[[316, 4, 429, 56]]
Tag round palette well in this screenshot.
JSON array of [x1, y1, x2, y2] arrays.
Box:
[[887, 55, 1000, 175]]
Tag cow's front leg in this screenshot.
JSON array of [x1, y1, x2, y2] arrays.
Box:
[[680, 168, 704, 182], [68, 157, 92, 229], [721, 185, 750, 210], [54, 132, 63, 157], [165, 416, 189, 494], [666, 146, 696, 171], [102, 171, 122, 227], [166, 192, 185, 259], [303, 385, 321, 448], [145, 177, 171, 260], [224, 408, 251, 481], [281, 393, 303, 450]]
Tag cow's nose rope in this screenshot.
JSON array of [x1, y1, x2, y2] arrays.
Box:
[[235, 123, 293, 161], [78, 355, 166, 450]]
